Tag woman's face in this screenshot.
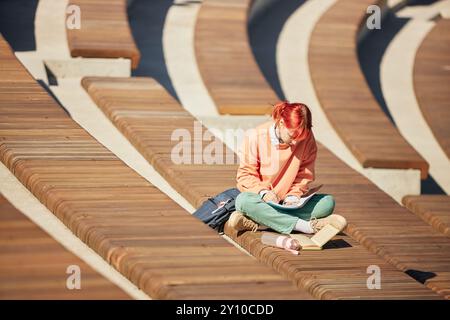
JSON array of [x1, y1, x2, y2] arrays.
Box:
[[278, 120, 301, 145]]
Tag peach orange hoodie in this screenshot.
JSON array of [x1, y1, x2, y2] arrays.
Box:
[[236, 121, 317, 200]]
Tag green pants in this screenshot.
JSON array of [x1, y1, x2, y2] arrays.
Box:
[[235, 192, 335, 234]]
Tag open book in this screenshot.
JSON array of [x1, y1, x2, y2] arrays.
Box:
[[267, 184, 323, 211], [289, 215, 347, 251]]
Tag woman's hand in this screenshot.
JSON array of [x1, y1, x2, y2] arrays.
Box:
[[283, 195, 300, 206], [262, 191, 279, 203]]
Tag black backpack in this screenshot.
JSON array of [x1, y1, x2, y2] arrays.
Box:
[[193, 188, 241, 233]]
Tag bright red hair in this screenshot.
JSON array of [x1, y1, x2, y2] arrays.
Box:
[[271, 101, 312, 140]]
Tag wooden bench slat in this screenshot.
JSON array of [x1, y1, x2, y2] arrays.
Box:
[[0, 193, 131, 299], [403, 195, 450, 237], [195, 0, 278, 115], [67, 0, 141, 69], [414, 19, 450, 160], [309, 0, 428, 177]]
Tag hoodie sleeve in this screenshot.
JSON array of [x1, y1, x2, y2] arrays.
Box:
[[285, 135, 317, 198], [236, 130, 270, 194]]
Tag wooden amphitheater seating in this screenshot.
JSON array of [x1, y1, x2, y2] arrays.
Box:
[[195, 0, 278, 115], [308, 0, 429, 178], [0, 36, 311, 300], [403, 195, 450, 238], [0, 193, 130, 299], [414, 18, 450, 160], [66, 0, 141, 69], [82, 76, 443, 299]]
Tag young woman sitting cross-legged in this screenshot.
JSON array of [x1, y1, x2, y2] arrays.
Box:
[[228, 101, 343, 235]]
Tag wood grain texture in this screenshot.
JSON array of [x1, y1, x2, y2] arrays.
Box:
[[0, 194, 130, 299], [309, 0, 429, 177], [0, 36, 309, 300], [82, 76, 443, 299], [403, 195, 450, 237], [67, 0, 140, 69], [195, 0, 279, 115], [414, 19, 450, 160]]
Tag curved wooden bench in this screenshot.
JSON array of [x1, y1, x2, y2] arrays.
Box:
[[195, 0, 278, 115], [403, 195, 450, 238], [66, 0, 140, 69], [414, 18, 450, 160], [309, 0, 428, 178], [0, 193, 130, 299], [82, 76, 442, 299], [0, 36, 309, 300]]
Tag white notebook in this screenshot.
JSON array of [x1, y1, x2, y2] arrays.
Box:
[[268, 184, 323, 210]]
